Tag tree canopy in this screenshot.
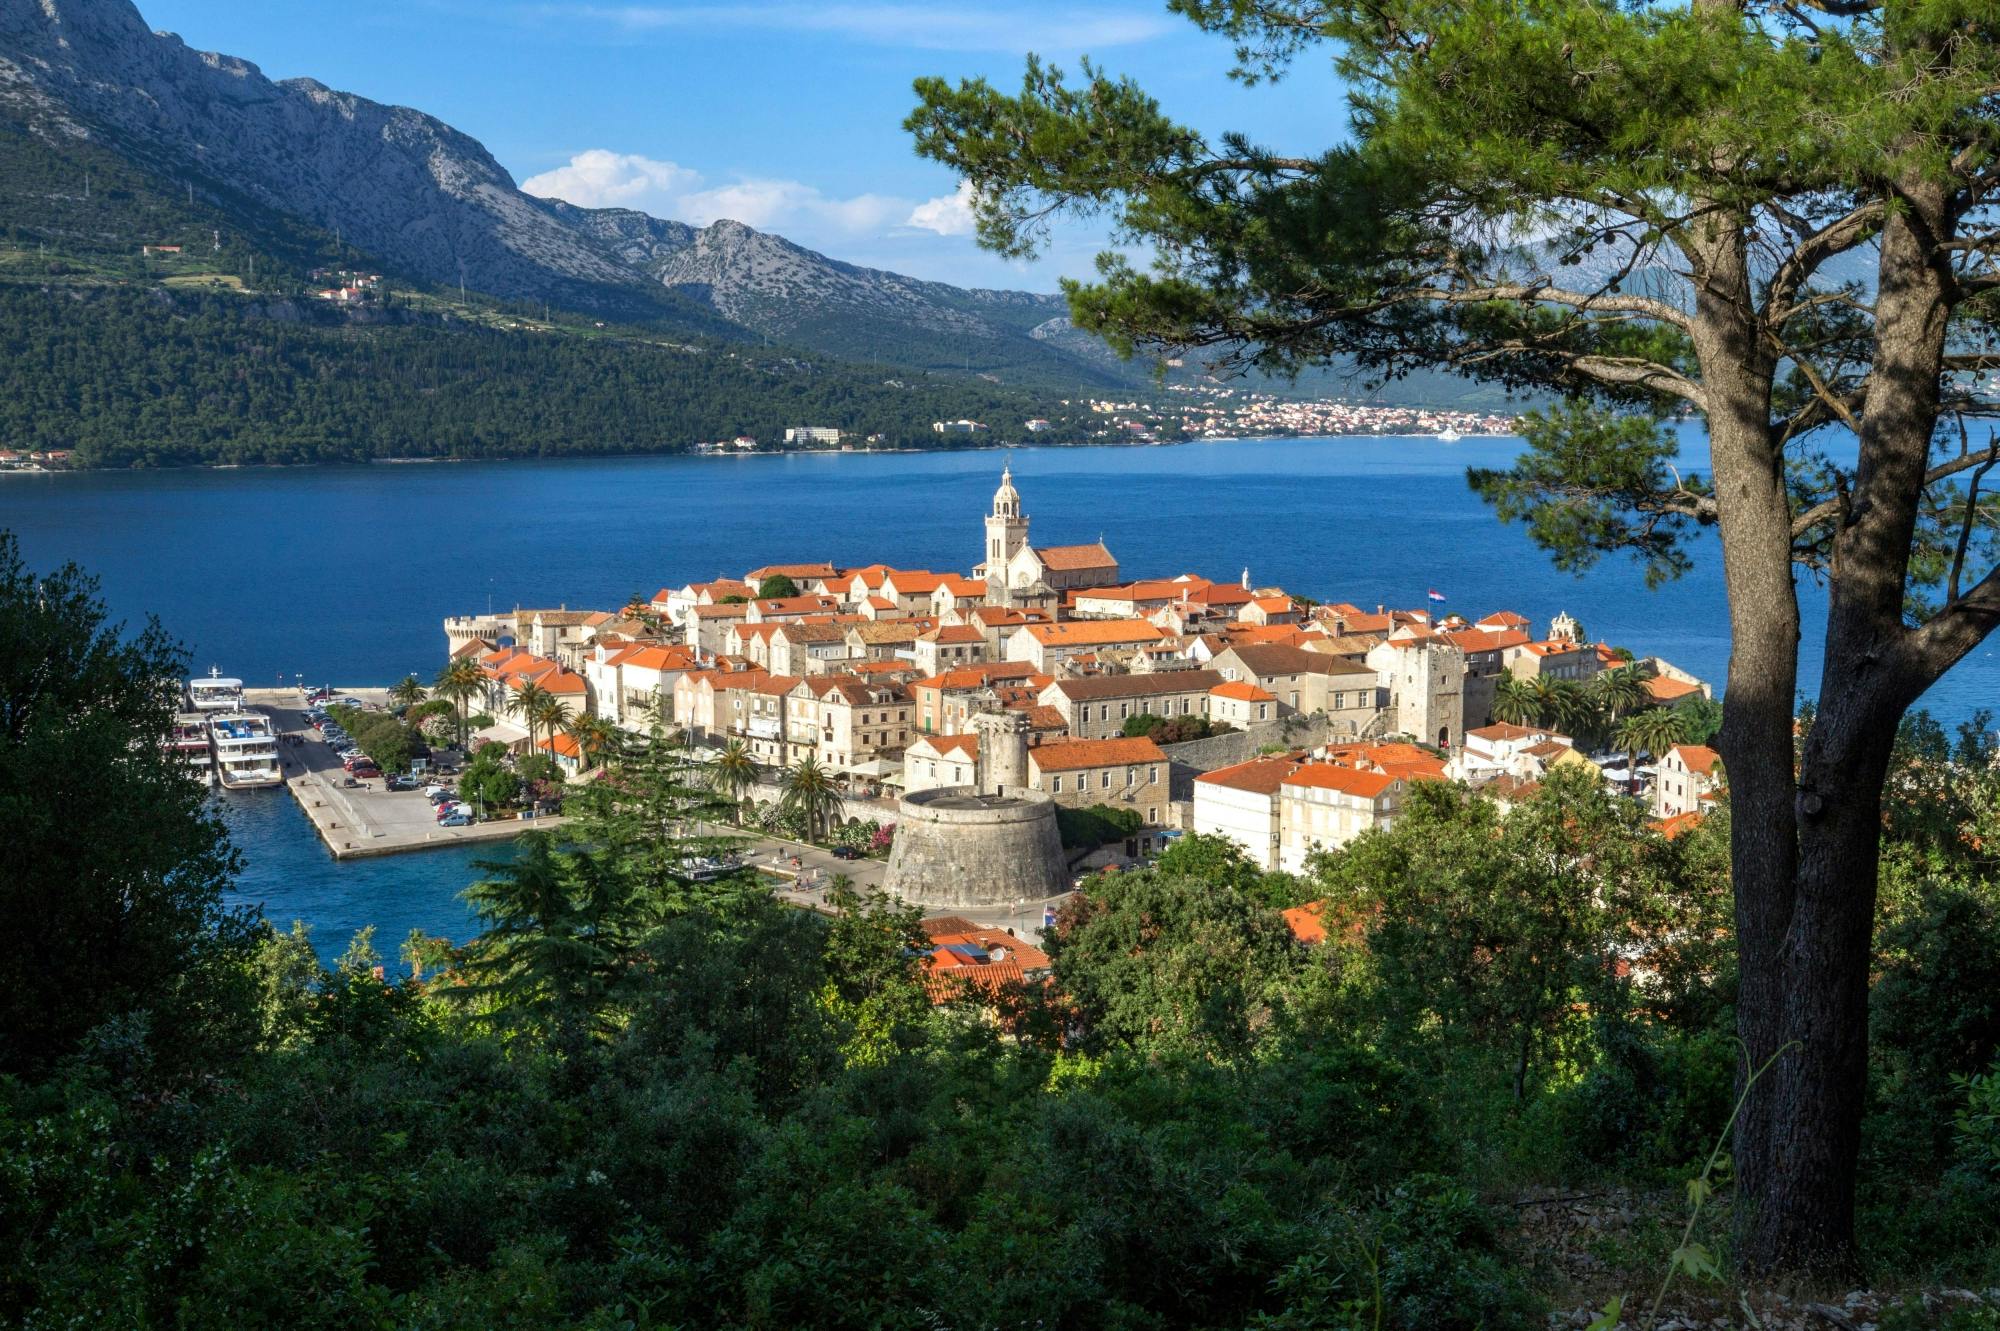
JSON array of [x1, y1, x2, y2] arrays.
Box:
[[909, 0, 2000, 1276]]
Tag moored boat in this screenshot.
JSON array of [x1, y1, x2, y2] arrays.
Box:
[[167, 711, 215, 785], [209, 709, 282, 789], [187, 667, 245, 711]]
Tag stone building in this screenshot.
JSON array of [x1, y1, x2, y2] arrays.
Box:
[[974, 466, 1120, 608], [1025, 736, 1170, 826], [883, 708, 1069, 910]]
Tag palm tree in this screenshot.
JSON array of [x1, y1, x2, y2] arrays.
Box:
[[780, 754, 843, 844], [1617, 708, 1687, 789], [1529, 677, 1586, 734], [434, 657, 484, 747], [1591, 664, 1649, 724], [709, 738, 758, 824], [1490, 674, 1539, 727], [510, 682, 554, 754], [389, 674, 428, 709], [532, 696, 574, 762], [564, 714, 617, 772]]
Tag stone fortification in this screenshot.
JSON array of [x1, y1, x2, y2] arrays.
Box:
[[883, 786, 1069, 909]]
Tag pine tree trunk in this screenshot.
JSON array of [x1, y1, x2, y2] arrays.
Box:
[[1737, 697, 1893, 1276], [1734, 184, 1953, 1276]]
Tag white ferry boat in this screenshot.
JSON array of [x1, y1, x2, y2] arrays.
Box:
[[1436, 427, 1464, 443], [187, 667, 246, 711], [209, 709, 283, 789], [166, 711, 215, 785]]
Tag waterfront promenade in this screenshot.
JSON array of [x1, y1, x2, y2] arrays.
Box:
[[250, 689, 563, 860]]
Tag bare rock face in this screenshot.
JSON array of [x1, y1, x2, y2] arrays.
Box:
[[0, 0, 649, 306], [0, 0, 1108, 375]]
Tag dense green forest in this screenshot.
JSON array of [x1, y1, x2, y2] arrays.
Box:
[[5, 537, 2000, 1328], [0, 285, 1084, 467]]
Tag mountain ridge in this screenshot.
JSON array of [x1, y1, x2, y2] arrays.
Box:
[[0, 0, 1516, 406]]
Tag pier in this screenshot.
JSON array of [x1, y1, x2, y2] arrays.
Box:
[[248, 688, 562, 861]]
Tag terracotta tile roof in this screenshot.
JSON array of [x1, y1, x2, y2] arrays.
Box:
[[852, 661, 918, 678], [1653, 811, 1706, 840], [755, 594, 843, 614], [1281, 763, 1398, 798], [912, 733, 979, 760], [913, 662, 1044, 692], [1483, 774, 1543, 803], [1671, 744, 1722, 774], [1282, 900, 1329, 944], [1022, 704, 1069, 733], [1645, 675, 1703, 702], [1023, 620, 1167, 647], [1210, 680, 1276, 702], [936, 577, 988, 597], [747, 563, 839, 581], [849, 621, 926, 644], [1195, 752, 1303, 795], [1443, 628, 1531, 653], [1250, 595, 1294, 613], [1029, 736, 1167, 772], [1048, 669, 1221, 701], [1186, 582, 1253, 606], [539, 732, 583, 758], [613, 645, 696, 671], [972, 607, 1050, 627], [885, 571, 954, 593], [773, 622, 850, 643], [1466, 722, 1547, 742], [1222, 643, 1376, 678], [1477, 611, 1530, 629], [1033, 542, 1119, 571], [693, 603, 750, 619], [922, 625, 987, 644]]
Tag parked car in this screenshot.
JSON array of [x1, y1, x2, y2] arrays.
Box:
[[427, 787, 456, 803], [831, 846, 863, 861], [385, 775, 419, 792], [351, 765, 382, 781], [439, 812, 472, 828]]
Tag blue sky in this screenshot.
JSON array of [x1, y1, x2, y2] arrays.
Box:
[[133, 0, 1348, 291]]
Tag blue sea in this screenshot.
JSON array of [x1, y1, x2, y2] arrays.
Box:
[[5, 433, 1994, 956]]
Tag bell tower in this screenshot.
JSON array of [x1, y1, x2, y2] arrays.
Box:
[[983, 463, 1030, 601]]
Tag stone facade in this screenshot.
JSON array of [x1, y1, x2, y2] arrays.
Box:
[[883, 787, 1070, 909]]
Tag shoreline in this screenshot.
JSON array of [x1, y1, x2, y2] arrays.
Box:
[[4, 429, 1527, 477]]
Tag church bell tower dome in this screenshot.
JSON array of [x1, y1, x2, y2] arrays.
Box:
[[992, 463, 1022, 517]]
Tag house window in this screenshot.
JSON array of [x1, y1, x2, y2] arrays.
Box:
[[1052, 775, 1063, 793], [1147, 765, 1158, 784], [1101, 770, 1112, 790]]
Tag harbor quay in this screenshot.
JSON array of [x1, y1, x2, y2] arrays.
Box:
[[247, 688, 564, 861]]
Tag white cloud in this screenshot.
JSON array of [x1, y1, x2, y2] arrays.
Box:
[[905, 180, 977, 237], [520, 149, 910, 236], [518, 149, 698, 210], [680, 178, 908, 233], [551, 3, 1173, 52]]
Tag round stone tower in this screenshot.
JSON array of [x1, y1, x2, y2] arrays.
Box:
[[883, 786, 1070, 910], [972, 707, 1030, 794]]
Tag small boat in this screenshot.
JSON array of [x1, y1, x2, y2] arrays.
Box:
[[209, 709, 283, 789], [1436, 427, 1464, 443]]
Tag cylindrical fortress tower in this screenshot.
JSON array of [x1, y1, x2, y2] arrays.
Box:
[[972, 707, 1030, 794], [883, 786, 1069, 909]]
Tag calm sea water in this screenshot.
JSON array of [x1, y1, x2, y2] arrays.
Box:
[[5, 434, 1994, 956]]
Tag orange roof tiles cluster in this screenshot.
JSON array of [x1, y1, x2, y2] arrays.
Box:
[[1029, 736, 1168, 772], [1281, 763, 1399, 798]]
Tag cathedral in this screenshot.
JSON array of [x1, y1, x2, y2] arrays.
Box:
[[974, 465, 1120, 608]]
